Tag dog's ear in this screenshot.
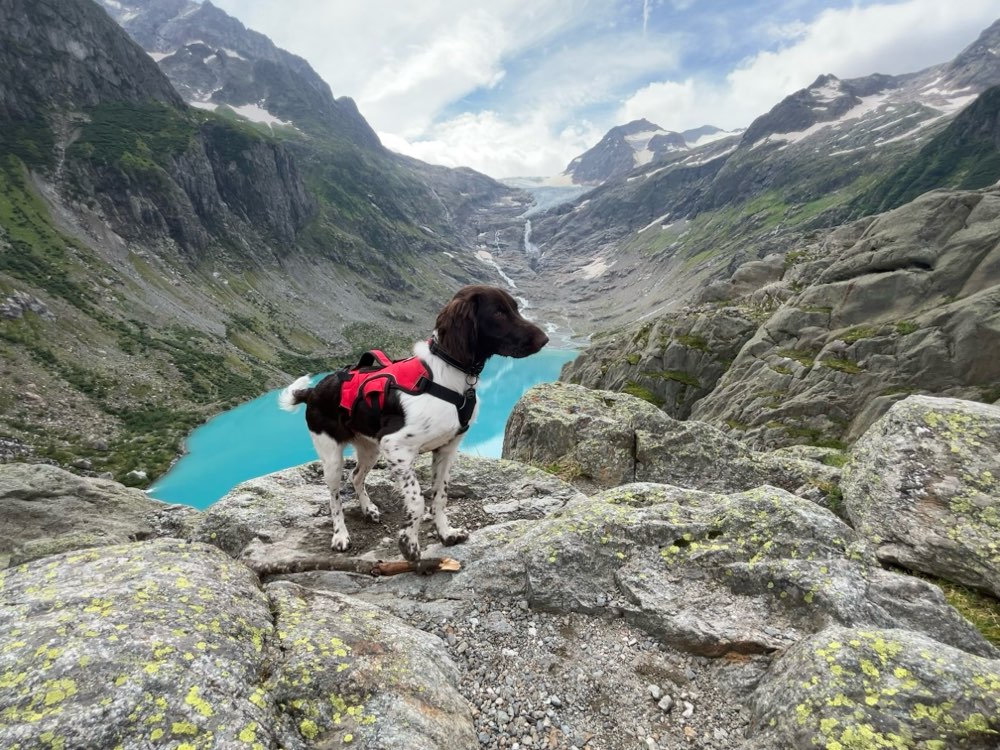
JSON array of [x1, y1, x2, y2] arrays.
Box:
[[435, 291, 478, 365]]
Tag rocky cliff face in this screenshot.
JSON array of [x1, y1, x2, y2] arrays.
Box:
[[2, 386, 998, 749], [96, 0, 382, 148], [0, 0, 183, 119]]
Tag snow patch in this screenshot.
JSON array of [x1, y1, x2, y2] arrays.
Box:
[[813, 80, 844, 102], [625, 129, 670, 166], [576, 257, 614, 280], [678, 144, 737, 167], [229, 102, 292, 128], [148, 51, 174, 62], [688, 129, 740, 148], [543, 173, 578, 187], [638, 213, 672, 234], [767, 93, 889, 145], [221, 48, 247, 61], [188, 100, 217, 111]]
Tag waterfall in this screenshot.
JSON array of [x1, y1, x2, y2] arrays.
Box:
[[523, 220, 540, 265]]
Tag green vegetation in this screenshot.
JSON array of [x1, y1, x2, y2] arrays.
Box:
[[70, 101, 196, 171], [0, 156, 94, 311], [342, 321, 412, 362], [650, 369, 701, 388], [895, 320, 919, 335], [771, 421, 848, 450], [852, 86, 1000, 216], [821, 452, 850, 469], [898, 569, 1000, 648], [942, 583, 1000, 647], [623, 382, 665, 407], [676, 333, 709, 352], [777, 348, 819, 368], [840, 326, 877, 344], [0, 117, 55, 168], [625, 353, 641, 365], [821, 357, 863, 375], [783, 250, 808, 269]]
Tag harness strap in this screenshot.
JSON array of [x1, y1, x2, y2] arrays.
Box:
[[417, 377, 477, 435]]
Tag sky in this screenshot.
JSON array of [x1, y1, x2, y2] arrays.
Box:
[[209, 0, 1000, 179]]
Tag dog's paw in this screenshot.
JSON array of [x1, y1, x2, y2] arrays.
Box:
[[331, 533, 351, 552], [397, 531, 421, 562], [439, 527, 469, 546], [360, 504, 381, 523]]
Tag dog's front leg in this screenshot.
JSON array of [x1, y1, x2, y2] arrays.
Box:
[[431, 437, 468, 546], [381, 436, 424, 562]]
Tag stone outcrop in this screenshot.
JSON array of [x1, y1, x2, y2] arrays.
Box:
[[0, 539, 475, 749], [503, 382, 843, 509], [562, 306, 759, 420], [196, 453, 586, 566], [843, 395, 1000, 597], [748, 626, 1000, 750], [0, 463, 198, 568]]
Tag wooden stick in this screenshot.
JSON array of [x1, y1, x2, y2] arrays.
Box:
[[249, 555, 461, 578]]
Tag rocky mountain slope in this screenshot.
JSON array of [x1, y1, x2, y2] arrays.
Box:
[[0, 0, 525, 484], [562, 119, 736, 186], [2, 387, 998, 749], [564, 184, 1000, 451], [517, 18, 1000, 334]]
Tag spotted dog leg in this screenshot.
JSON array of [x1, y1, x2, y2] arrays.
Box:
[[351, 437, 381, 523], [381, 436, 423, 562], [430, 437, 468, 546], [311, 432, 350, 551]]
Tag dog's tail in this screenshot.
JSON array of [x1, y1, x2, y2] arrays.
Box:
[[278, 375, 313, 412]]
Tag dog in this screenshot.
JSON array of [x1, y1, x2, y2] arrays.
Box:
[[279, 285, 549, 561]]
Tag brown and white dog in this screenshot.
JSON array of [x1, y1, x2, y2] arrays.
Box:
[[279, 285, 549, 561]]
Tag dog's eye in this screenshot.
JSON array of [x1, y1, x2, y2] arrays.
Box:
[[494, 309, 507, 319]]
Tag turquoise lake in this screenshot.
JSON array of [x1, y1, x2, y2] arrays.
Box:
[[148, 348, 578, 509]]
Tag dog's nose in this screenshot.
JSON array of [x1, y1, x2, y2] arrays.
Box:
[[538, 333, 550, 348]]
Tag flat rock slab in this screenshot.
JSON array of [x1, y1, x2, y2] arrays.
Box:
[[844, 395, 1000, 596], [196, 453, 585, 568], [435, 484, 996, 660]]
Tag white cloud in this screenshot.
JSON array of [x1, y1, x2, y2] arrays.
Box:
[[381, 111, 604, 178], [619, 0, 1000, 133], [210, 0, 999, 177]]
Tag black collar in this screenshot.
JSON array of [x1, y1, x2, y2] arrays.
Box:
[[428, 337, 485, 377]]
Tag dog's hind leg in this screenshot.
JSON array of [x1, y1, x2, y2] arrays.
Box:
[[351, 437, 381, 523], [430, 437, 468, 546], [311, 432, 350, 551], [380, 435, 423, 562]]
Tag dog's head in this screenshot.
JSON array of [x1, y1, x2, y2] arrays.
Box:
[[435, 285, 549, 366]]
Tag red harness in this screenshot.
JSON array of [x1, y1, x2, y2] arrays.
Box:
[[336, 349, 478, 434], [339, 350, 431, 412]]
